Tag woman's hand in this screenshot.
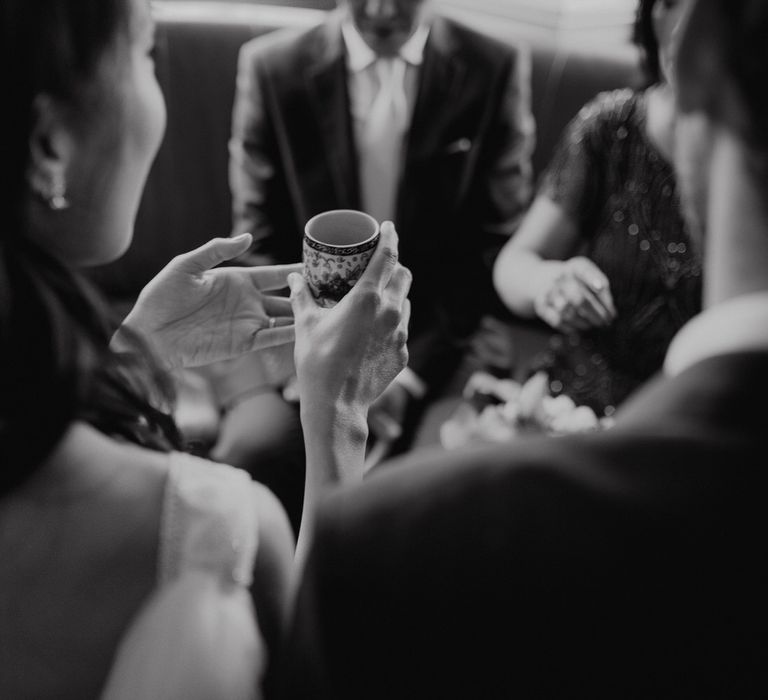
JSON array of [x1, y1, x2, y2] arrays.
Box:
[[115, 234, 303, 369], [533, 256, 616, 333], [289, 222, 411, 430], [288, 223, 411, 557]]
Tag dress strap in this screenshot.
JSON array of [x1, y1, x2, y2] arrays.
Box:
[[160, 453, 258, 588]]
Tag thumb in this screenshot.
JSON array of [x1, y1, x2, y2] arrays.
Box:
[[175, 233, 253, 274], [287, 272, 316, 316]]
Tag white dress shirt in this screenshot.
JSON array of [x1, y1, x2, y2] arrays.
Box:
[[341, 20, 430, 400], [341, 19, 429, 224], [664, 292, 768, 377]]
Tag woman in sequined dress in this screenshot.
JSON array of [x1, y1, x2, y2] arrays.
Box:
[[493, 0, 701, 416]]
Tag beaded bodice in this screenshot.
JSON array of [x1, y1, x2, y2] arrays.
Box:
[[535, 89, 702, 414]]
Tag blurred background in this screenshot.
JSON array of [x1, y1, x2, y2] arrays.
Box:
[[156, 0, 638, 52]]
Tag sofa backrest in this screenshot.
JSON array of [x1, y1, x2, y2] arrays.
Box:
[[89, 5, 638, 299]]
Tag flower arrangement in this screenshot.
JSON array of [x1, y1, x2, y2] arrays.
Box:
[[440, 370, 614, 449]]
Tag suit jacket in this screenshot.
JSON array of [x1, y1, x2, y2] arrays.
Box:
[[277, 351, 768, 699], [230, 12, 534, 390]]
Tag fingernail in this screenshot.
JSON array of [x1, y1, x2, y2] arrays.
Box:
[[233, 232, 251, 241]]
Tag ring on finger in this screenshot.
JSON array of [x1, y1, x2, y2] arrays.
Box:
[[268, 317, 276, 329]]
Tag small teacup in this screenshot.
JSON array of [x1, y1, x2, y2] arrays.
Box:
[[303, 209, 380, 307]]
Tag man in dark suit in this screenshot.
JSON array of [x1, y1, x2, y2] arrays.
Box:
[[276, 1, 768, 696], [211, 0, 534, 531]]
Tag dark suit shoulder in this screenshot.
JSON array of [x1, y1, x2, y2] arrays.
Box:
[[434, 15, 525, 68], [238, 21, 329, 75], [317, 432, 641, 556], [316, 402, 765, 568]]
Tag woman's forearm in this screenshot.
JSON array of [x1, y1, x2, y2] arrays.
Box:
[[293, 400, 368, 566], [493, 248, 564, 318]]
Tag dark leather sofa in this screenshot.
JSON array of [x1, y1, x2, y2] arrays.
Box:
[[89, 3, 639, 301]]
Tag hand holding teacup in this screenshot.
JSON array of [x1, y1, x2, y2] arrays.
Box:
[[302, 209, 381, 307], [291, 218, 411, 422]]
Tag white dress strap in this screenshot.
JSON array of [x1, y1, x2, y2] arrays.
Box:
[[101, 453, 265, 700], [159, 452, 258, 587]]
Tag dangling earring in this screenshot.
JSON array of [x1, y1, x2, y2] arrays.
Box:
[[48, 175, 70, 211]]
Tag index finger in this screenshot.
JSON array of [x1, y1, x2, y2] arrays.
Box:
[[357, 221, 399, 292], [247, 263, 304, 292]]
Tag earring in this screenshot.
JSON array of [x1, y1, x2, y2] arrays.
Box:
[[48, 176, 70, 211]]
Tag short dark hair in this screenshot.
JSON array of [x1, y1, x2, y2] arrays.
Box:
[[0, 0, 179, 495], [632, 0, 662, 86]]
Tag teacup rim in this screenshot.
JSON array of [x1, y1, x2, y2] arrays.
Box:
[[304, 209, 380, 249]]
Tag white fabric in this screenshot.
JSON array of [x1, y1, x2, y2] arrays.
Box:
[[100, 453, 264, 700], [664, 292, 768, 376], [341, 20, 430, 389], [358, 56, 408, 224], [342, 20, 428, 224]]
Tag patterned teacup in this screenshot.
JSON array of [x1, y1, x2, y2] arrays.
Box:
[[303, 209, 380, 307]]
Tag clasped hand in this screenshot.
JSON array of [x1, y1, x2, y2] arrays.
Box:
[[117, 233, 302, 369], [534, 256, 617, 333]]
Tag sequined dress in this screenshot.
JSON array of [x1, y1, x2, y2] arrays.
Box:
[[533, 89, 702, 414]]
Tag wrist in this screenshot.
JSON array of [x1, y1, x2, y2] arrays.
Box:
[[532, 260, 566, 315], [111, 318, 176, 371], [300, 398, 369, 483], [301, 398, 369, 445]]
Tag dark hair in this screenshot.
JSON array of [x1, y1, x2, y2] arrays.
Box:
[[717, 0, 768, 159], [0, 0, 180, 495], [632, 0, 662, 87]]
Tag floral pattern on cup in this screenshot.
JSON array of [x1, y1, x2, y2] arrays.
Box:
[[303, 238, 378, 307], [302, 210, 380, 307]]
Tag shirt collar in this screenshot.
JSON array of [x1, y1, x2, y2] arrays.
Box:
[[341, 19, 430, 73], [664, 291, 768, 376]]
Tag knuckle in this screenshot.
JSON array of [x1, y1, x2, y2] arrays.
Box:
[[357, 287, 381, 311], [380, 305, 401, 328], [380, 244, 398, 266], [396, 264, 412, 282], [394, 328, 408, 347]]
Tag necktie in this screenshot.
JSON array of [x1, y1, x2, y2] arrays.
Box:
[[359, 57, 408, 225]]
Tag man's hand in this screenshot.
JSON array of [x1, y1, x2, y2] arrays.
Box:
[[115, 234, 302, 369], [533, 256, 617, 333]]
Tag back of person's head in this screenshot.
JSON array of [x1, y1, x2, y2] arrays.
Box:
[[714, 0, 768, 162], [0, 0, 179, 495]]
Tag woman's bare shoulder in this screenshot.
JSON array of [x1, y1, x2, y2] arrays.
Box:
[[0, 423, 171, 698]]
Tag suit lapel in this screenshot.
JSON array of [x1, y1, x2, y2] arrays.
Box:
[[304, 14, 360, 209], [398, 17, 466, 224]]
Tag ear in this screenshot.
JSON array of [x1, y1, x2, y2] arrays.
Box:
[[26, 94, 75, 204]]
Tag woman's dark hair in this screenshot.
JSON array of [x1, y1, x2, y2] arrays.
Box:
[[632, 0, 662, 87], [718, 0, 768, 161], [0, 0, 180, 495]]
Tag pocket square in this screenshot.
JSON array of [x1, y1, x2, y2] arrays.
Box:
[[444, 137, 472, 155]]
